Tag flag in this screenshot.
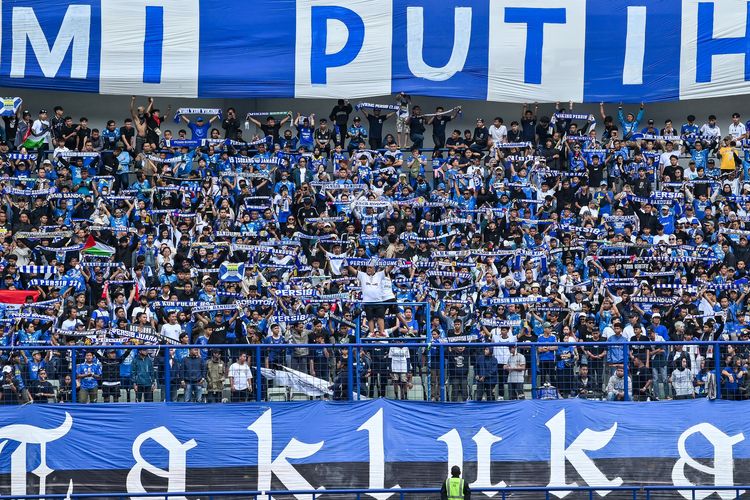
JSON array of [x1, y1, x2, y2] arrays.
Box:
[[218, 261, 245, 282], [21, 135, 45, 150], [0, 290, 39, 304], [82, 235, 115, 257]]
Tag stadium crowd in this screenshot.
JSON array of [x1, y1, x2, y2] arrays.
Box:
[[0, 94, 749, 404]]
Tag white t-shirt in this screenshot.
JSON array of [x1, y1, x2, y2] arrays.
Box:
[[381, 273, 396, 301], [358, 270, 385, 303], [229, 362, 253, 390], [491, 330, 516, 364], [729, 122, 746, 139], [388, 347, 409, 373], [32, 119, 51, 144], [160, 323, 181, 342], [489, 124, 507, 144]]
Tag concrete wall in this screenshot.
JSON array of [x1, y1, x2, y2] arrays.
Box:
[[2, 87, 747, 147]]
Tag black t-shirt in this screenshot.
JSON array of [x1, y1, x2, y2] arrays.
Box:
[[260, 123, 281, 142], [473, 126, 489, 146], [629, 335, 649, 364], [209, 322, 228, 344], [2, 116, 18, 142], [507, 128, 523, 143], [62, 125, 78, 149], [315, 128, 332, 146], [31, 380, 53, 403], [536, 123, 551, 144], [521, 118, 536, 142], [409, 116, 425, 135], [367, 115, 387, 140], [51, 116, 65, 140], [76, 127, 91, 148], [120, 126, 135, 147], [329, 104, 353, 128], [632, 366, 652, 391], [222, 118, 241, 140], [432, 116, 451, 138]]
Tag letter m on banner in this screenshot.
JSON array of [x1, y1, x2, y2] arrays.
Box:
[[10, 4, 90, 79]]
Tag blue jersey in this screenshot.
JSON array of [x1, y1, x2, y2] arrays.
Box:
[[188, 122, 210, 139]]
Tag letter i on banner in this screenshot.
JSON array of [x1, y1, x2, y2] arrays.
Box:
[[99, 0, 200, 97], [487, 0, 586, 102], [295, 0, 392, 98]]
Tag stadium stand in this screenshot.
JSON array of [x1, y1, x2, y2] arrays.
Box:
[[1, 95, 749, 405]]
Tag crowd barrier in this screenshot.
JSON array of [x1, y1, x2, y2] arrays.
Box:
[[4, 338, 745, 404]]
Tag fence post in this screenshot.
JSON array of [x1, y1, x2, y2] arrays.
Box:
[[439, 344, 445, 402], [356, 346, 361, 400], [356, 314, 361, 344], [71, 349, 77, 403], [347, 345, 354, 401], [256, 345, 262, 402], [623, 344, 630, 402], [164, 348, 171, 403], [530, 347, 537, 400], [714, 342, 722, 399], [427, 341, 432, 402]]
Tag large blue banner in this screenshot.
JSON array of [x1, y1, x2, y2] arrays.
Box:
[[1, 399, 749, 498], [2, 0, 750, 102]]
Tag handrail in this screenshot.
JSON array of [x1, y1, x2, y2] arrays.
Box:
[[0, 485, 748, 499], [0, 340, 743, 350]]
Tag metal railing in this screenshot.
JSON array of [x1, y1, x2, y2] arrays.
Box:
[[0, 485, 747, 499], [4, 339, 744, 403]]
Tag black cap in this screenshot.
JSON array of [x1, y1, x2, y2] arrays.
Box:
[[39, 109, 47, 114]]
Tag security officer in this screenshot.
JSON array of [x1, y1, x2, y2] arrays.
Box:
[[441, 465, 471, 500]]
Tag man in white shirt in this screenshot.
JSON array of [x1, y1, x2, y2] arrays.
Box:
[[729, 112, 747, 140], [31, 109, 51, 149], [388, 344, 410, 400], [699, 115, 721, 151], [491, 325, 516, 399], [489, 117, 507, 146], [349, 263, 393, 337], [160, 312, 182, 342], [229, 352, 253, 402]]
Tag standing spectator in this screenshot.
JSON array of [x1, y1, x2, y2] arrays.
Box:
[[30, 369, 55, 403], [447, 345, 469, 402], [57, 374, 73, 403], [205, 349, 227, 403], [0, 366, 22, 405], [95, 348, 131, 403], [388, 342, 411, 400], [131, 350, 156, 402], [221, 107, 241, 140], [76, 351, 102, 403], [649, 327, 669, 399], [408, 106, 426, 150], [506, 345, 526, 399], [631, 356, 654, 401], [670, 357, 695, 400], [537, 323, 558, 386], [394, 92, 411, 148], [229, 352, 253, 402], [181, 348, 206, 403], [329, 99, 353, 147], [474, 346, 498, 401], [366, 108, 394, 150]]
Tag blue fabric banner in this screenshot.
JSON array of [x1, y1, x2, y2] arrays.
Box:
[[2, 1, 750, 102], [2, 399, 750, 497]]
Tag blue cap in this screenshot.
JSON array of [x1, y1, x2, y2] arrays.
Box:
[[196, 116, 204, 122]]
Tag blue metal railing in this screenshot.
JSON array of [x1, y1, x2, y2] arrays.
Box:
[[2, 339, 736, 403], [0, 485, 747, 500]]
